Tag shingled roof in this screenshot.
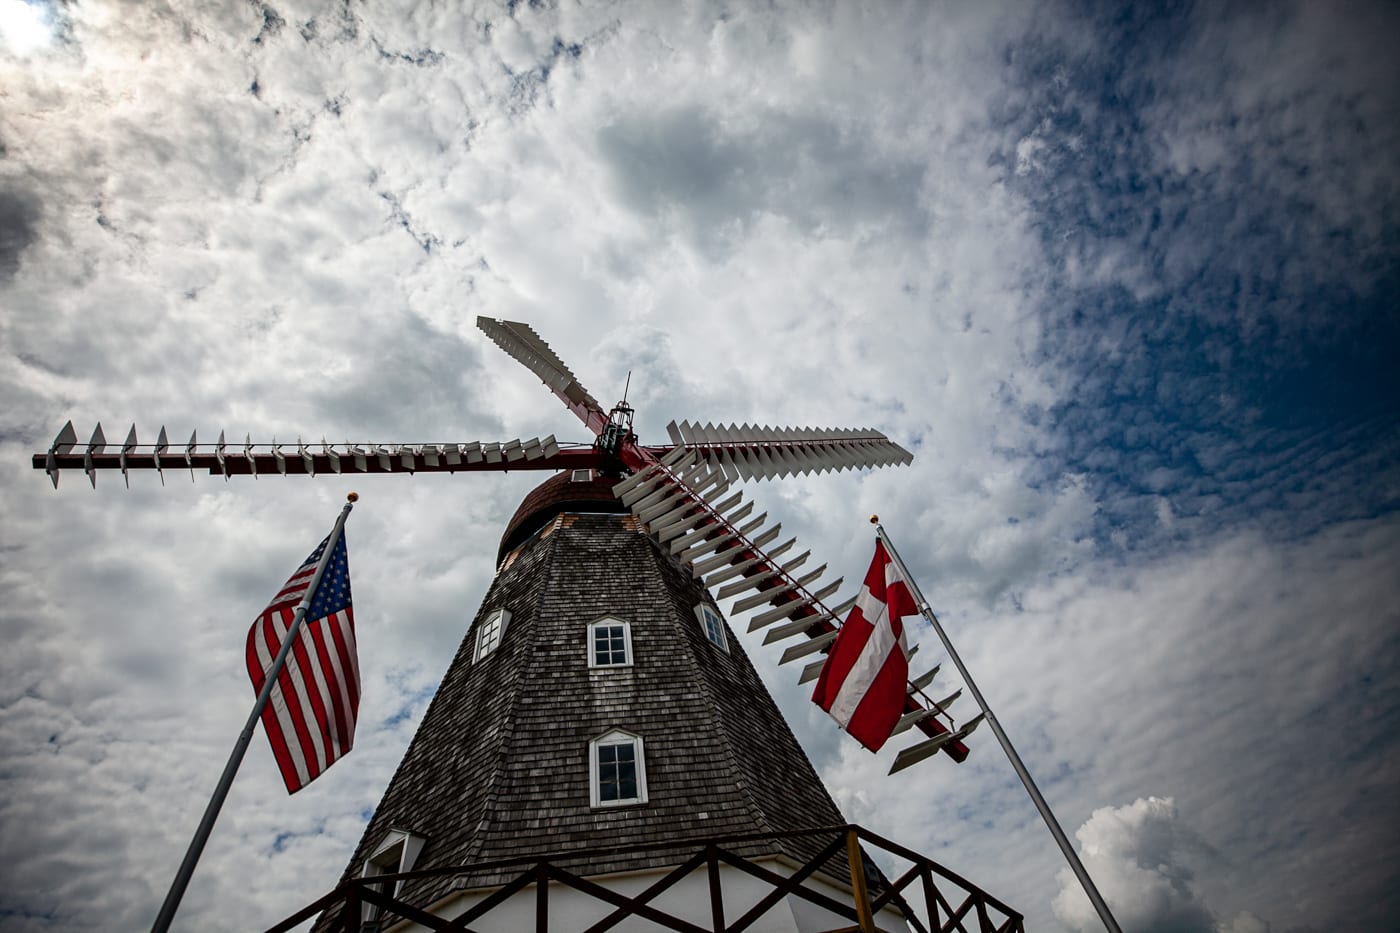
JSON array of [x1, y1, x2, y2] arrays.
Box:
[[316, 472, 863, 928]]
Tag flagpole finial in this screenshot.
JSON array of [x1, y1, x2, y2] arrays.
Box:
[[869, 514, 879, 524], [347, 491, 359, 502]]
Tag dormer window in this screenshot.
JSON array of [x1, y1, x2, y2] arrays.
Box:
[[360, 829, 427, 927], [571, 469, 593, 482], [473, 609, 510, 662], [589, 730, 647, 807], [695, 603, 729, 653], [588, 617, 633, 668]]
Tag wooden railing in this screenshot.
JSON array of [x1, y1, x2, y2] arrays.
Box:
[[268, 823, 1023, 933]]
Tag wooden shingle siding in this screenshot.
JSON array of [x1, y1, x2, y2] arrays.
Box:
[[317, 475, 857, 929]]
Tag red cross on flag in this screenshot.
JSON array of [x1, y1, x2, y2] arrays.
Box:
[[812, 539, 916, 751]]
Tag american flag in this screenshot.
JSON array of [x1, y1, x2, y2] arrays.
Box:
[[245, 532, 360, 794]]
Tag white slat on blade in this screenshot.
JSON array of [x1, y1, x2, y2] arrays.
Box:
[[932, 688, 962, 711], [778, 630, 836, 665], [670, 519, 733, 556], [891, 707, 939, 736], [704, 555, 765, 587], [621, 473, 671, 509], [705, 489, 743, 516], [678, 533, 739, 569], [717, 566, 780, 600], [747, 598, 806, 631], [660, 444, 692, 467], [798, 657, 825, 684], [736, 561, 826, 615], [613, 465, 660, 499], [703, 538, 793, 586], [909, 665, 941, 693], [888, 733, 957, 775], [297, 438, 314, 476], [748, 523, 782, 549], [653, 486, 723, 531], [687, 540, 745, 576], [764, 612, 821, 644], [654, 512, 708, 544], [635, 486, 688, 523], [184, 429, 197, 482], [120, 425, 137, 487], [716, 447, 740, 483]]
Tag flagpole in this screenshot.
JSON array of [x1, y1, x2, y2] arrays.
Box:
[[150, 493, 358, 933], [872, 519, 1123, 933]]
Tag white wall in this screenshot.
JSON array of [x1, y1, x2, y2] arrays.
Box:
[[384, 857, 908, 932]]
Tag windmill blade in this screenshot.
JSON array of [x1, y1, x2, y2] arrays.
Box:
[[659, 420, 914, 481], [43, 421, 78, 488], [476, 317, 610, 436], [32, 428, 588, 481], [612, 444, 968, 764], [888, 713, 985, 775]]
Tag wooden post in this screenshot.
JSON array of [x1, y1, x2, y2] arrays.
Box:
[[707, 844, 725, 932], [846, 829, 876, 933], [535, 862, 548, 931]]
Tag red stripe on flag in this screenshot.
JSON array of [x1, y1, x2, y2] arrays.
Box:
[[306, 617, 350, 751]]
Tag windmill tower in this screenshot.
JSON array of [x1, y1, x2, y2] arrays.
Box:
[[34, 320, 1016, 932]]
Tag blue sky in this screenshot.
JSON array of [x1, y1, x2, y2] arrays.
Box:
[[1, 1, 1397, 930]]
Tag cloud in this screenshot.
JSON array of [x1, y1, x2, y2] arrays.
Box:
[[0, 186, 40, 280], [1052, 797, 1219, 933], [1053, 798, 1288, 933]]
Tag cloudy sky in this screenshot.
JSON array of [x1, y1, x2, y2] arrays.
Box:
[[2, 0, 1397, 930]]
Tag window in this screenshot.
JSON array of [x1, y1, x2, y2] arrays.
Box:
[[588, 617, 632, 667], [361, 829, 427, 926], [571, 468, 593, 482], [590, 730, 647, 807], [694, 602, 729, 652], [473, 609, 510, 662]]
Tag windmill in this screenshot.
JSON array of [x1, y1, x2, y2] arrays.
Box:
[[33, 319, 1014, 932]]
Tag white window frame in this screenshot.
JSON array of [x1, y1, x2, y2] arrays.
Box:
[[589, 729, 647, 808], [473, 608, 511, 662], [694, 602, 729, 653], [571, 468, 593, 482], [360, 829, 427, 923], [587, 617, 633, 668]]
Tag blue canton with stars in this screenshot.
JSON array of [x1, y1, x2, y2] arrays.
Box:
[[302, 534, 352, 618]]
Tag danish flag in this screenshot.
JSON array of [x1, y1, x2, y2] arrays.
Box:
[[246, 533, 360, 793], [812, 539, 915, 751]]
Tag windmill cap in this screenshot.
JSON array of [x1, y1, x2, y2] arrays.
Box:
[[498, 469, 629, 563]]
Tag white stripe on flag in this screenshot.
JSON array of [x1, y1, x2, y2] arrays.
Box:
[[254, 612, 312, 789], [828, 583, 895, 724], [318, 612, 355, 751], [271, 610, 330, 775], [336, 613, 361, 697], [296, 620, 338, 756]]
